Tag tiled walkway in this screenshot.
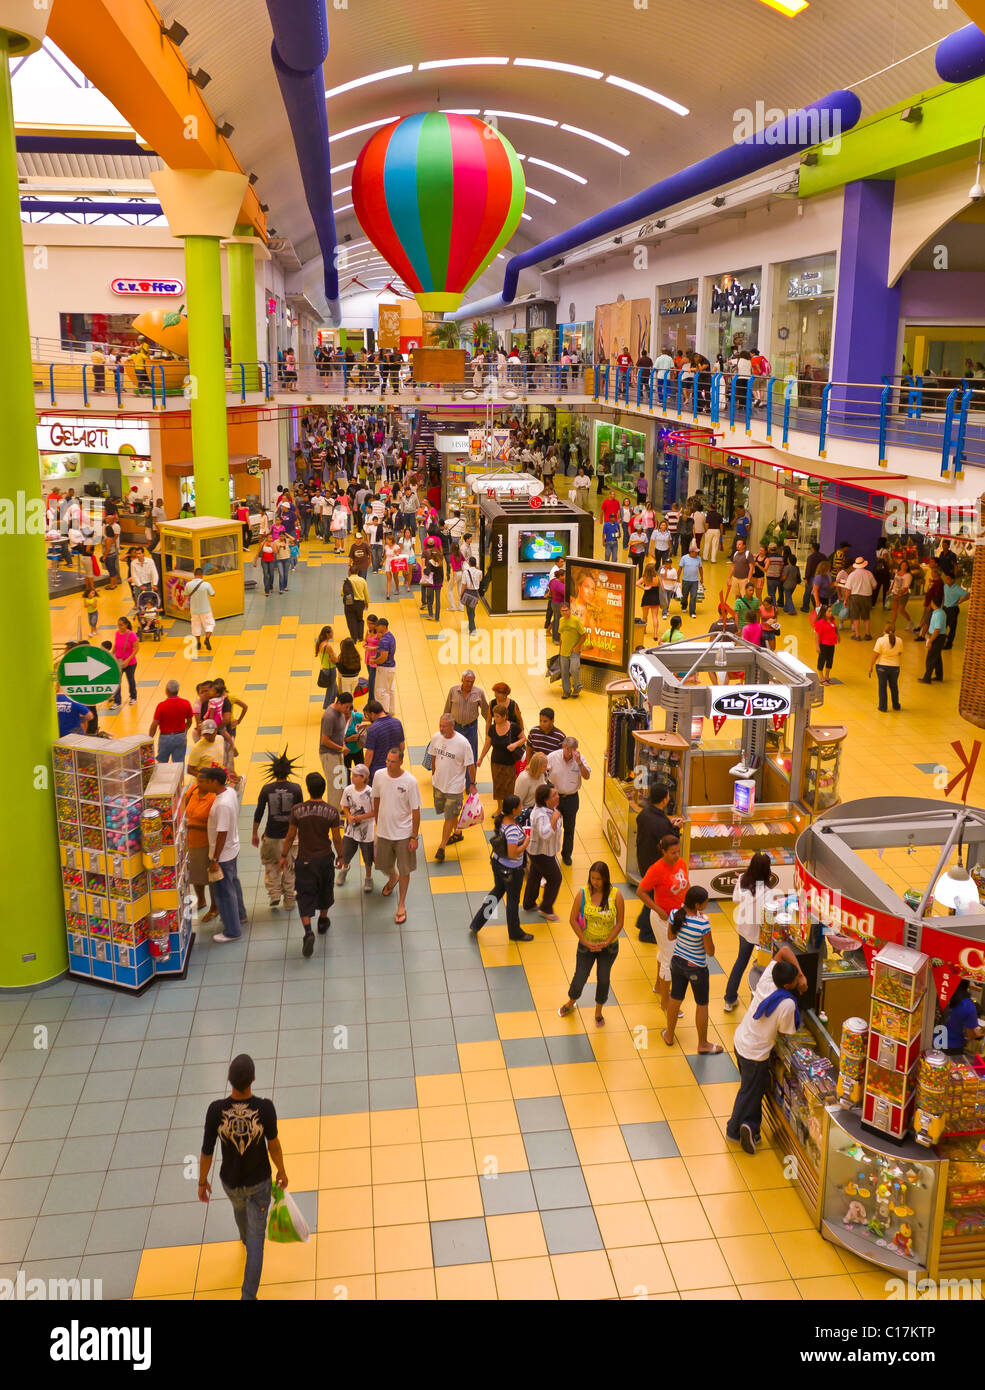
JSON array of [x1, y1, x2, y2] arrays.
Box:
[[2, 498, 972, 1300]]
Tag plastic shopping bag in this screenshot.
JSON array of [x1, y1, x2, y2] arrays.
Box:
[[457, 791, 485, 831], [266, 1182, 311, 1244]]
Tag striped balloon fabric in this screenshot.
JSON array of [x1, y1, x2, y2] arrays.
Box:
[[351, 112, 525, 312]]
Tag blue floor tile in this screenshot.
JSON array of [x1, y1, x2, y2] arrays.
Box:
[[256, 727, 283, 735], [245, 684, 267, 691], [230, 666, 251, 672]]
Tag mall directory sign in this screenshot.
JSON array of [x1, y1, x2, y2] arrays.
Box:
[[56, 646, 121, 706]]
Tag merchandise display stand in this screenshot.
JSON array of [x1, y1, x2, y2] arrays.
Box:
[[159, 516, 244, 620]]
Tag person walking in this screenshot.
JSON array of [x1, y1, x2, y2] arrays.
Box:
[[525, 707, 566, 762], [702, 504, 723, 563], [723, 852, 773, 1012], [547, 567, 566, 644], [918, 596, 947, 684], [371, 617, 397, 714], [811, 604, 838, 685], [888, 560, 913, 629], [320, 690, 352, 809], [558, 861, 624, 1026], [845, 556, 877, 641], [180, 567, 215, 656], [372, 747, 422, 926], [637, 835, 689, 1014], [204, 767, 249, 943], [251, 750, 303, 911], [427, 714, 476, 862], [255, 534, 278, 596], [342, 564, 369, 642], [780, 549, 800, 615], [337, 764, 376, 893], [678, 542, 702, 618], [660, 886, 724, 1055], [602, 512, 620, 563], [726, 957, 803, 1154], [521, 783, 563, 921], [182, 769, 218, 919], [633, 784, 679, 943], [943, 574, 970, 650], [443, 671, 489, 765], [461, 554, 484, 634], [362, 700, 406, 773], [199, 1054, 288, 1301], [148, 679, 193, 763], [423, 546, 445, 622], [869, 625, 903, 711], [558, 601, 586, 699], [478, 702, 526, 809], [111, 617, 139, 707], [546, 737, 590, 866], [467, 795, 533, 942], [727, 540, 751, 604], [279, 771, 344, 957], [315, 625, 338, 708], [336, 636, 362, 697]]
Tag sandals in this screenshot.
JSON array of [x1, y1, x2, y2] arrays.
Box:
[[697, 1044, 725, 1055], [394, 910, 407, 925], [594, 1014, 606, 1027], [381, 879, 397, 898], [558, 1003, 574, 1017]]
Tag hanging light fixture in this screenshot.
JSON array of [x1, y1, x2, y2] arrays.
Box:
[[932, 866, 981, 914]]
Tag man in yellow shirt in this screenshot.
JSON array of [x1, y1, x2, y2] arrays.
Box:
[[342, 564, 369, 641], [558, 602, 586, 700]]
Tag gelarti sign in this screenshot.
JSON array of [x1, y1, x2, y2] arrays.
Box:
[[110, 277, 184, 296], [793, 860, 906, 945], [37, 417, 151, 458]]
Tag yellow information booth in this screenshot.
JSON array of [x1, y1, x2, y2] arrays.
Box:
[[159, 517, 244, 620]]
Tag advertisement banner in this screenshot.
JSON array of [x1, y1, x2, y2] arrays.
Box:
[[566, 559, 635, 670], [919, 924, 985, 1007], [377, 305, 401, 349], [793, 859, 907, 947]]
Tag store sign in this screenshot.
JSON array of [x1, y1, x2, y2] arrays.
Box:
[[110, 277, 183, 296], [37, 417, 151, 458], [659, 295, 697, 316], [711, 868, 779, 896], [787, 270, 829, 301], [711, 277, 760, 315], [793, 860, 906, 945], [628, 654, 654, 695], [919, 925, 985, 1000], [709, 686, 791, 719]]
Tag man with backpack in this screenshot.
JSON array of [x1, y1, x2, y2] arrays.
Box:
[[461, 556, 484, 635], [341, 563, 368, 641]]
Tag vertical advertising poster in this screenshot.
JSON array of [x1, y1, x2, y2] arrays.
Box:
[[377, 305, 401, 349], [566, 559, 635, 669]]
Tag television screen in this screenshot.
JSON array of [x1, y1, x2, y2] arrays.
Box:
[[521, 571, 551, 600], [518, 530, 568, 562]]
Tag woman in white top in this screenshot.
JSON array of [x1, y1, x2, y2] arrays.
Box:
[[522, 783, 564, 921], [337, 764, 376, 893], [723, 852, 773, 1011], [514, 752, 548, 810], [383, 534, 403, 600], [331, 503, 348, 554]]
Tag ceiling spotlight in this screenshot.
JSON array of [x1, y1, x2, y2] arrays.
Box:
[[550, 257, 564, 268], [801, 151, 818, 166], [711, 196, 726, 207], [268, 227, 278, 236], [190, 68, 211, 88], [217, 121, 235, 139], [161, 20, 188, 45], [900, 105, 923, 124], [248, 172, 258, 185], [613, 235, 623, 244], [260, 203, 269, 212], [655, 219, 666, 229]]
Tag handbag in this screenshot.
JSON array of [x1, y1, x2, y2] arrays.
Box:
[[547, 654, 562, 682], [353, 676, 369, 700], [317, 668, 334, 689]]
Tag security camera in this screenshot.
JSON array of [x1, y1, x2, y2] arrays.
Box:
[[970, 181, 985, 203]]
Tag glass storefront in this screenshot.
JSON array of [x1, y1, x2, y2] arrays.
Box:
[[593, 420, 646, 492], [902, 326, 985, 380], [703, 268, 762, 365], [657, 280, 698, 356], [771, 252, 836, 396], [558, 322, 593, 363]]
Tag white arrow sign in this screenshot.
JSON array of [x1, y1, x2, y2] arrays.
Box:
[[65, 655, 113, 681]]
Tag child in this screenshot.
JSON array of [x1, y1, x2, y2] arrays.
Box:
[[289, 534, 300, 570], [660, 885, 722, 1055], [337, 763, 375, 893], [811, 604, 839, 685], [82, 576, 98, 633]]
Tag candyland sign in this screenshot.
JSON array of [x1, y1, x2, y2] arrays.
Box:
[[793, 860, 906, 945]]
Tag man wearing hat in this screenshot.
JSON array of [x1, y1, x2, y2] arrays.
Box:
[[844, 555, 878, 642]]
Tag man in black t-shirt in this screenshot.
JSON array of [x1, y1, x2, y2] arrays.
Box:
[[634, 782, 681, 942], [200, 1054, 288, 1301], [279, 771, 344, 957], [252, 751, 303, 910]]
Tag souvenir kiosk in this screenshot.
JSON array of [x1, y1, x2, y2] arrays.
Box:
[[604, 632, 846, 893], [758, 796, 985, 1281], [477, 492, 594, 616], [159, 516, 244, 620]]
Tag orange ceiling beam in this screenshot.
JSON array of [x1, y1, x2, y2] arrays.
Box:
[[47, 0, 266, 239]]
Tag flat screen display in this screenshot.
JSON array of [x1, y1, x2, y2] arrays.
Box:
[[518, 530, 568, 562], [521, 571, 551, 600]]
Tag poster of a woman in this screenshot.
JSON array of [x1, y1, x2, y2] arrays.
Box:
[[567, 560, 634, 668]]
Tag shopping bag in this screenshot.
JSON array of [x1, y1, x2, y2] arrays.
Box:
[[457, 791, 485, 830], [352, 677, 369, 701], [411, 563, 423, 585], [547, 654, 562, 683], [266, 1182, 311, 1244]]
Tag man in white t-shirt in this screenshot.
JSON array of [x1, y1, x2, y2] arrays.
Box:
[[427, 714, 476, 863], [184, 566, 216, 655], [844, 556, 878, 642], [726, 955, 804, 1154], [203, 767, 247, 944], [372, 748, 422, 925]]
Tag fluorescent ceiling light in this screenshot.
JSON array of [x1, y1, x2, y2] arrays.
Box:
[[419, 57, 509, 70], [560, 122, 630, 156], [484, 109, 558, 127], [441, 108, 481, 115], [325, 66, 413, 99], [330, 160, 356, 175], [758, 0, 809, 12], [605, 74, 689, 116], [525, 187, 557, 204], [333, 186, 352, 197], [521, 212, 532, 221], [528, 156, 586, 184], [335, 203, 354, 213], [513, 58, 603, 79], [329, 117, 398, 144]]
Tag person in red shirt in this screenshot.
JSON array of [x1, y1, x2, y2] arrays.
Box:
[[615, 346, 633, 399], [811, 604, 839, 685], [637, 836, 688, 1014], [149, 679, 194, 763], [600, 494, 621, 526]]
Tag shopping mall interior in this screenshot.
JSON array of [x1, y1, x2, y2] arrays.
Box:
[[6, 0, 985, 1318]]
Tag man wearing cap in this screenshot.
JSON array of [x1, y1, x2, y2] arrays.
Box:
[[845, 556, 878, 642], [186, 719, 226, 775], [199, 1054, 288, 1301]]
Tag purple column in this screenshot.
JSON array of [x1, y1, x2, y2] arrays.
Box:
[[819, 485, 885, 560], [831, 180, 901, 388]]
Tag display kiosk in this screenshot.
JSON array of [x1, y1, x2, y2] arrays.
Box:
[[159, 516, 244, 620], [477, 493, 594, 616]]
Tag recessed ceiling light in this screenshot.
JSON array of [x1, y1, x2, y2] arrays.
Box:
[[441, 109, 481, 116], [329, 118, 399, 144], [330, 160, 356, 175], [605, 74, 689, 116], [419, 57, 509, 70], [525, 187, 557, 204], [758, 0, 809, 13], [560, 123, 630, 156], [527, 156, 586, 185], [513, 58, 603, 79], [484, 109, 558, 127], [325, 66, 413, 99]]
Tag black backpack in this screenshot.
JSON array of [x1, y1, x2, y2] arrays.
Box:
[[342, 577, 354, 603]]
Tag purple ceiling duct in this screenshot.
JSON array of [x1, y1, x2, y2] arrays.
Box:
[[20, 200, 163, 216], [936, 23, 985, 84], [451, 89, 862, 318], [265, 0, 340, 323]]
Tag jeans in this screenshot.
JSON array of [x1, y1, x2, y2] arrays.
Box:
[[371, 543, 383, 571], [343, 603, 365, 642], [425, 584, 442, 621], [944, 604, 960, 648], [766, 577, 781, 606], [604, 540, 619, 563], [568, 941, 619, 1006], [156, 732, 187, 764], [456, 720, 478, 763], [463, 594, 479, 633], [726, 1052, 772, 1142], [621, 522, 630, 547], [211, 857, 245, 938], [550, 600, 562, 643], [221, 1178, 271, 1300], [680, 579, 698, 617], [113, 666, 138, 704], [320, 668, 338, 708], [522, 853, 561, 913], [560, 652, 581, 696], [260, 558, 276, 594], [277, 558, 289, 592], [876, 664, 901, 710], [724, 937, 756, 1005], [468, 859, 525, 938], [558, 791, 579, 859], [924, 632, 945, 681], [782, 587, 796, 614]]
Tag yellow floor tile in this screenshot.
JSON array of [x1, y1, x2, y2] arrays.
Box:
[[680, 1285, 741, 1300], [374, 1267, 437, 1300], [276, 1116, 320, 1153], [668, 1118, 729, 1156], [496, 1011, 542, 1039], [572, 1125, 631, 1166], [316, 1274, 376, 1300], [608, 1244, 676, 1297], [195, 1241, 244, 1292], [418, 1104, 471, 1143], [562, 1092, 619, 1128], [415, 1073, 466, 1108], [314, 1228, 375, 1279], [655, 1087, 713, 1121], [426, 1176, 484, 1221], [797, 1274, 862, 1300], [422, 1138, 478, 1180], [371, 1143, 426, 1186], [753, 1186, 816, 1232], [493, 1256, 558, 1300], [428, 875, 465, 893], [642, 1056, 698, 1087], [133, 1246, 201, 1299], [473, 1133, 528, 1174], [374, 1222, 434, 1274], [508, 1064, 561, 1099], [662, 1238, 733, 1291], [684, 1154, 748, 1194], [538, 1008, 587, 1037], [258, 1236, 316, 1285], [596, 1058, 651, 1090], [435, 1262, 499, 1299], [701, 1081, 740, 1117], [554, 1062, 606, 1094], [700, 1191, 768, 1238], [775, 1229, 852, 1279], [462, 1069, 513, 1104], [582, 1161, 645, 1206], [259, 1280, 316, 1300], [372, 1181, 429, 1227], [731, 1147, 791, 1190], [485, 1212, 549, 1262], [551, 1250, 619, 1301], [635, 1157, 696, 1201], [457, 1040, 506, 1072], [648, 1195, 715, 1243], [193, 1287, 241, 1301], [739, 1280, 802, 1300], [467, 1099, 520, 1137], [316, 1186, 373, 1232], [595, 1200, 658, 1249], [718, 1233, 790, 1285], [589, 1030, 643, 1060], [852, 1272, 898, 1300], [370, 1109, 421, 1147], [318, 1147, 372, 1190], [608, 1090, 665, 1124]]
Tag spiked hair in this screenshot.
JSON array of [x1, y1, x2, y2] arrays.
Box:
[[262, 748, 301, 783]]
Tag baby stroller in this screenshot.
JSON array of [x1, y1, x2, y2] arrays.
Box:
[[135, 588, 164, 641]]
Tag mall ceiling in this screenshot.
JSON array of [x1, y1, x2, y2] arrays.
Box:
[[148, 0, 966, 303]]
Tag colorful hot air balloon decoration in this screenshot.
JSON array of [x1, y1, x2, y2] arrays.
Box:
[[351, 113, 525, 313]]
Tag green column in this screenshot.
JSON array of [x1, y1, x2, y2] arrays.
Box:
[[0, 32, 66, 989], [184, 233, 230, 517], [228, 223, 259, 391]]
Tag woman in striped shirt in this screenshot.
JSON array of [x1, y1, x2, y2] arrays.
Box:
[[661, 886, 724, 1055]]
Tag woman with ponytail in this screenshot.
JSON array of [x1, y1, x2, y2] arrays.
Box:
[[558, 861, 624, 1027], [661, 885, 723, 1054], [467, 795, 533, 942]]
